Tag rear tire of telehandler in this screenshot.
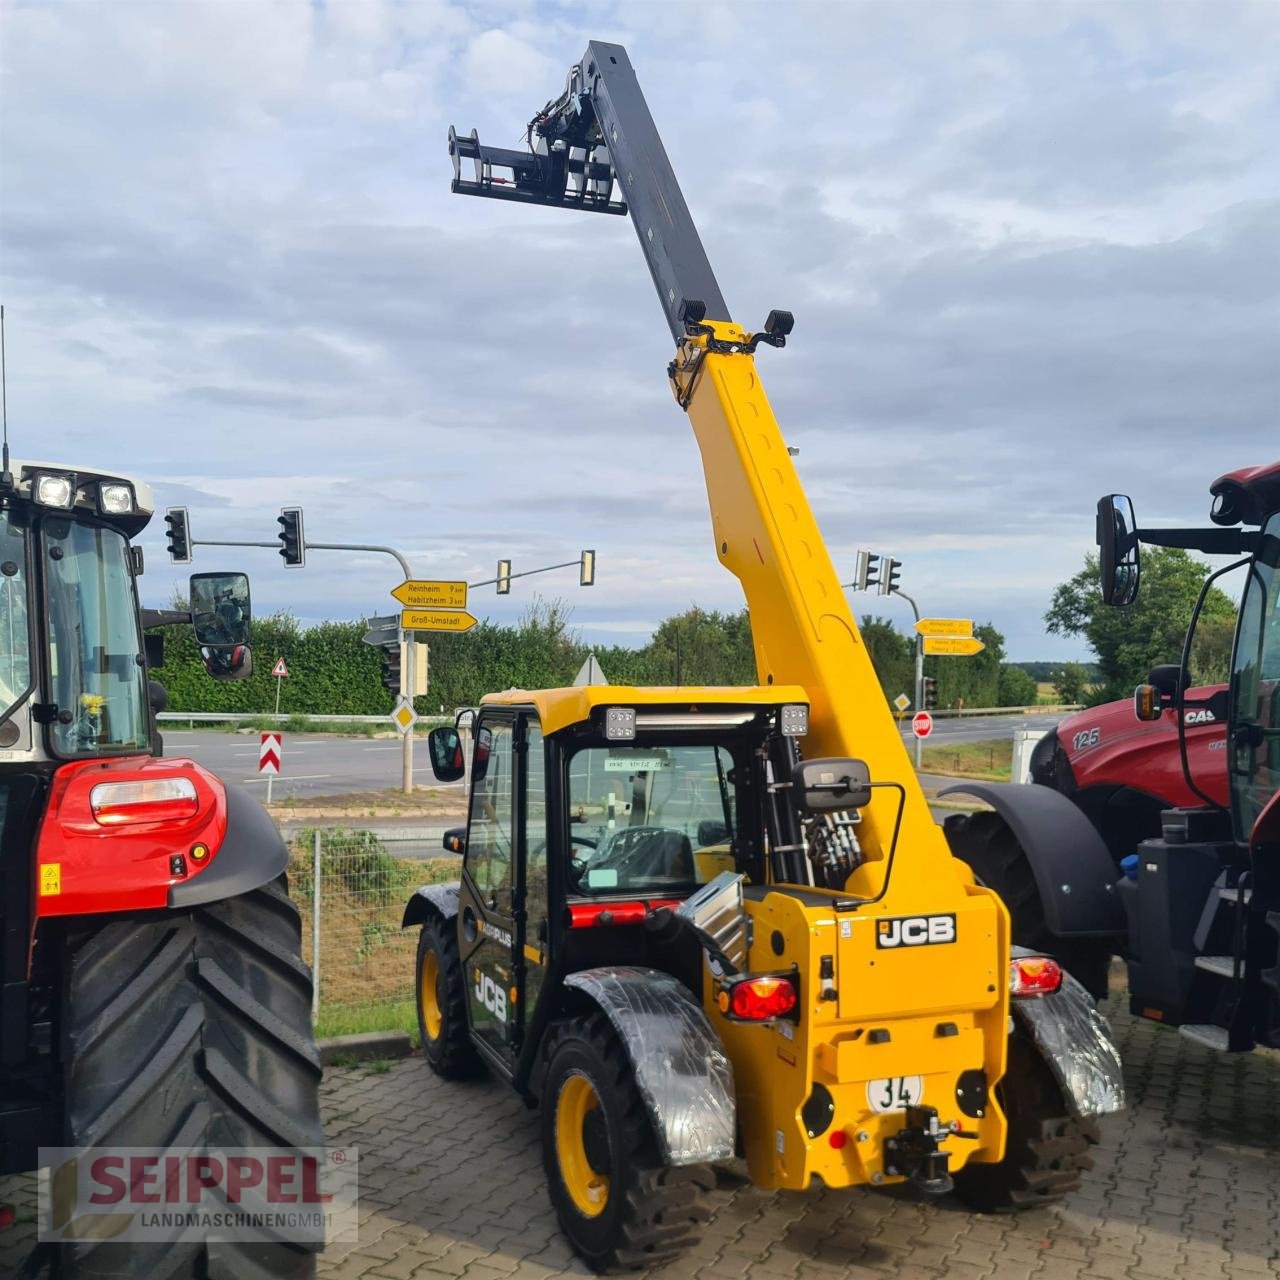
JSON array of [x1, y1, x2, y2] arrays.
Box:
[[541, 1014, 713, 1272], [57, 875, 324, 1279], [944, 811, 1113, 999], [416, 914, 483, 1080], [950, 1029, 1099, 1213]]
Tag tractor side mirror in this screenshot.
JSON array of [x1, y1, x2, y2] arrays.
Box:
[[200, 644, 253, 682], [442, 827, 467, 854], [428, 726, 466, 783], [1097, 495, 1141, 606], [792, 757, 872, 812], [1147, 664, 1183, 696], [190, 572, 252, 647]]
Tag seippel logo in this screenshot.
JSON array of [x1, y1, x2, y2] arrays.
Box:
[[876, 914, 957, 949]]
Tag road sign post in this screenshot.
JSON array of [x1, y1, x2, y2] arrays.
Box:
[[922, 636, 986, 657], [259, 731, 282, 803], [392, 580, 468, 609], [401, 608, 478, 633], [271, 657, 288, 724]]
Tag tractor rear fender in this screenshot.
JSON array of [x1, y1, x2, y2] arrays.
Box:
[[168, 783, 288, 909], [401, 882, 461, 929], [1012, 966, 1125, 1119], [941, 782, 1125, 937], [556, 966, 736, 1166]]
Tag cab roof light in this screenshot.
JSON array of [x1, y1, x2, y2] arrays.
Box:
[[718, 973, 799, 1021], [98, 481, 135, 516], [780, 704, 808, 736], [633, 711, 757, 730], [90, 777, 199, 826], [1009, 955, 1063, 998], [604, 707, 636, 740], [31, 471, 77, 509]]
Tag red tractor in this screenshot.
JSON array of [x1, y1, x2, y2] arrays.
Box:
[[944, 462, 1280, 1054], [0, 461, 323, 1276]]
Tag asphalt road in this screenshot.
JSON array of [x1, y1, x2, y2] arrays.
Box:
[[161, 712, 1063, 802]]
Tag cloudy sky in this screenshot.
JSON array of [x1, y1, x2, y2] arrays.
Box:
[[2, 1, 1276, 660]]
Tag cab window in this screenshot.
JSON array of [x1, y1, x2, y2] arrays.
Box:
[[466, 720, 514, 912]]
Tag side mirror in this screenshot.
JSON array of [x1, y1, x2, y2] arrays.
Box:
[[792, 757, 872, 812], [442, 826, 467, 854], [144, 633, 165, 669], [1097, 495, 1141, 606], [1134, 685, 1162, 722], [428, 726, 466, 783], [1147, 664, 1183, 696], [455, 707, 477, 732], [200, 644, 253, 682], [190, 572, 252, 647]]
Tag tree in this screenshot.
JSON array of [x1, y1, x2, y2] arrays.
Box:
[[1052, 661, 1089, 704], [997, 665, 1039, 707], [1045, 548, 1236, 698], [858, 615, 915, 707]]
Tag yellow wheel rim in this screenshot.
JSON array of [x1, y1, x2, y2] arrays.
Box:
[[419, 948, 443, 1041], [555, 1072, 610, 1217]]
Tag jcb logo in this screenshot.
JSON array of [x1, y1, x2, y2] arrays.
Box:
[[473, 971, 508, 1023], [876, 914, 957, 949]]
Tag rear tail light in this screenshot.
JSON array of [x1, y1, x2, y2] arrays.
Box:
[[718, 974, 799, 1021], [90, 777, 199, 825], [1009, 955, 1063, 998]]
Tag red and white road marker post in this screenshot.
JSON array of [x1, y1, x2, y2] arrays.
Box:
[[259, 731, 282, 803]]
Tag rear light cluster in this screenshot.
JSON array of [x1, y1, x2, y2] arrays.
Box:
[[1009, 955, 1063, 998], [717, 973, 799, 1021], [89, 777, 199, 826], [567, 899, 681, 928]]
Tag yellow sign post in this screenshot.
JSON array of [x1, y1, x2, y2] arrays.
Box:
[[401, 608, 478, 634], [392, 580, 468, 610], [923, 635, 986, 657], [915, 618, 974, 638]]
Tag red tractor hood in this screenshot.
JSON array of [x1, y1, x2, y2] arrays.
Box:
[[1054, 689, 1228, 809]]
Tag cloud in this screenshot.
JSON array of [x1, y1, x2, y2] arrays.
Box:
[[1, 0, 1276, 665]]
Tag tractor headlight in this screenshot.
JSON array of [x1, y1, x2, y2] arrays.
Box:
[[98, 481, 135, 515], [32, 472, 76, 509], [780, 703, 809, 736], [604, 707, 636, 740]]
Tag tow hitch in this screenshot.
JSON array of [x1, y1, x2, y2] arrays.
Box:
[[884, 1104, 974, 1195]]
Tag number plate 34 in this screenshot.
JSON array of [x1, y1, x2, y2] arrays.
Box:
[[867, 1075, 924, 1114]]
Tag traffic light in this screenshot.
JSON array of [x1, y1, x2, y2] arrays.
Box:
[[496, 559, 512, 595], [580, 549, 596, 587], [879, 556, 901, 596], [164, 507, 191, 564], [382, 644, 402, 694], [854, 550, 880, 592], [921, 676, 938, 710], [277, 507, 305, 568]]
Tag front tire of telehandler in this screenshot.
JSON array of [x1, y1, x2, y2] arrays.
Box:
[[415, 914, 483, 1079], [950, 1030, 1100, 1213], [541, 1014, 713, 1272]]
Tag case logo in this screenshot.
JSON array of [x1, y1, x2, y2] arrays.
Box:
[[876, 914, 957, 948]]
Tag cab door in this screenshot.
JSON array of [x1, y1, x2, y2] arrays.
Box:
[[459, 710, 518, 1066]]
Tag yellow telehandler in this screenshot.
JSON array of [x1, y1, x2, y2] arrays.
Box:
[[404, 41, 1123, 1272]]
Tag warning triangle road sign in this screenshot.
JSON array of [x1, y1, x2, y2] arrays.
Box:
[[272, 658, 289, 678]]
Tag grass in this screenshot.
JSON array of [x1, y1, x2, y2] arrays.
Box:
[[919, 739, 1012, 780], [315, 999, 419, 1043]]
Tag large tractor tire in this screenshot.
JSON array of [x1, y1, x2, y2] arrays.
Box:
[[57, 875, 324, 1280], [414, 915, 483, 1079], [951, 1029, 1100, 1213], [944, 811, 1113, 999], [540, 1014, 713, 1273]]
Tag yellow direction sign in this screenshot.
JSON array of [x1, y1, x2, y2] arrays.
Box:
[[915, 618, 974, 637], [401, 608, 478, 634], [923, 636, 986, 656], [392, 580, 468, 610]]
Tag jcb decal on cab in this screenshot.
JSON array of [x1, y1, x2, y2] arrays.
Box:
[[473, 970, 508, 1022], [876, 914, 957, 949]]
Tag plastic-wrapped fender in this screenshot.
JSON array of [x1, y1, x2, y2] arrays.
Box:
[[1013, 971, 1125, 1118], [401, 882, 461, 929], [564, 966, 735, 1165]]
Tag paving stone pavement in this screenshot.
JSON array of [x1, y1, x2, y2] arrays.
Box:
[[2, 995, 1276, 1278]]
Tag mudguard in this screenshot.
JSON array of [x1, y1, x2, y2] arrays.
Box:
[[168, 783, 287, 909], [564, 966, 735, 1165], [401, 882, 461, 929], [1013, 970, 1125, 1119], [941, 781, 1125, 936]]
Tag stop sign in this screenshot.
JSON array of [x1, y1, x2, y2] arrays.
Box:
[[912, 711, 933, 739]]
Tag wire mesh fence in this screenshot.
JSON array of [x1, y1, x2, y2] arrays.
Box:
[[284, 827, 460, 1039]]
